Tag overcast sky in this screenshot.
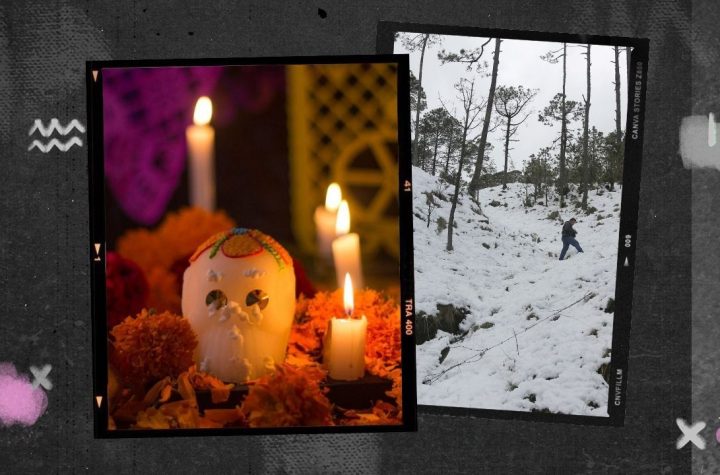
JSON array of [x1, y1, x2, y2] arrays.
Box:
[[395, 33, 630, 172]]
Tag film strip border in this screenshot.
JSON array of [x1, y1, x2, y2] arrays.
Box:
[[607, 37, 650, 425], [87, 55, 417, 437], [378, 21, 650, 427]]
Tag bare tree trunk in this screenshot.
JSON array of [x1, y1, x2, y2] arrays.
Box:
[[581, 45, 591, 210], [447, 125, 469, 251], [426, 196, 433, 227], [446, 80, 480, 252], [469, 38, 501, 198], [475, 148, 484, 197], [544, 156, 549, 205], [524, 183, 528, 206], [502, 119, 511, 190], [412, 35, 429, 164], [443, 129, 454, 175], [559, 43, 568, 208], [431, 130, 440, 175], [419, 133, 428, 171]]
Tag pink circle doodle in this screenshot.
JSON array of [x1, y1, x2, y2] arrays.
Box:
[[0, 362, 48, 427]]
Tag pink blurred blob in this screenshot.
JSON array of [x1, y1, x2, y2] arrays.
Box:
[[0, 362, 48, 427]]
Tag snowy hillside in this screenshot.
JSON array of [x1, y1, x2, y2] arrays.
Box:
[[413, 166, 621, 416]]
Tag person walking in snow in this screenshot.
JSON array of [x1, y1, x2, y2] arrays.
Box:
[[559, 218, 584, 260]]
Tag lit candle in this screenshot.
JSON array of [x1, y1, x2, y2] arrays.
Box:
[[313, 183, 342, 260], [323, 273, 367, 381], [331, 200, 363, 290], [186, 96, 216, 211]]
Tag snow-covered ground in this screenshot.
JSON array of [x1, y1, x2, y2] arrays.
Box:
[[413, 166, 621, 416]]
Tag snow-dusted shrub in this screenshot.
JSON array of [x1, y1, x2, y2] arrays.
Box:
[[436, 216, 447, 234]]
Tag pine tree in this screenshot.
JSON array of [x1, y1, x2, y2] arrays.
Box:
[[540, 43, 583, 207], [538, 92, 583, 201], [420, 108, 454, 176], [442, 116, 462, 178], [494, 85, 538, 190]]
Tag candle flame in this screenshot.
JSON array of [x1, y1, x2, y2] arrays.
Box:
[[343, 272, 353, 317], [325, 183, 342, 211], [336, 200, 350, 235], [193, 96, 213, 126]]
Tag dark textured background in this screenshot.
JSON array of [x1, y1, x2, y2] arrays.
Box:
[[692, 1, 720, 474], [0, 0, 698, 473]]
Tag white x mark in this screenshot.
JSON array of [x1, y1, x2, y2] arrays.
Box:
[[676, 418, 705, 449], [29, 364, 53, 390]]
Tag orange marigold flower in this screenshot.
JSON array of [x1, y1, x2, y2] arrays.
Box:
[[239, 363, 332, 428], [116, 207, 236, 314], [288, 289, 402, 371], [110, 309, 198, 389], [117, 228, 170, 273], [145, 267, 182, 314], [157, 207, 236, 262], [118, 207, 235, 273], [288, 289, 403, 418]]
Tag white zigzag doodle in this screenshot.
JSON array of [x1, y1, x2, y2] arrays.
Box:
[[28, 118, 86, 137], [28, 137, 83, 153]]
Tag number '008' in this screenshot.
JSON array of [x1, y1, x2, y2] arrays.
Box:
[[624, 235, 632, 248]]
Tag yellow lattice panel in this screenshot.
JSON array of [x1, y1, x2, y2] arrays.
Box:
[[287, 63, 400, 261]]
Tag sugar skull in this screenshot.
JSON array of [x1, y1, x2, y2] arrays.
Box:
[[181, 228, 295, 383]]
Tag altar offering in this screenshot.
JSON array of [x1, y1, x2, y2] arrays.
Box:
[[182, 228, 296, 383]]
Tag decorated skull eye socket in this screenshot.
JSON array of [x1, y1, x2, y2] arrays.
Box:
[[246, 289, 269, 309], [206, 289, 228, 308]]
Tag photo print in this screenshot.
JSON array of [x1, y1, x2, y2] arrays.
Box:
[[378, 23, 648, 424], [87, 55, 416, 436]]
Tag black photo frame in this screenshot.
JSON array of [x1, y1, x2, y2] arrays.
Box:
[[87, 54, 417, 437], [378, 22, 648, 426]]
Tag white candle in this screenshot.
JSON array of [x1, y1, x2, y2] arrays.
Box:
[[313, 183, 342, 260], [186, 96, 216, 211], [323, 273, 367, 380], [332, 200, 363, 290]]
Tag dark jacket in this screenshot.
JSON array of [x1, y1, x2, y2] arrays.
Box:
[[561, 221, 577, 238]]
